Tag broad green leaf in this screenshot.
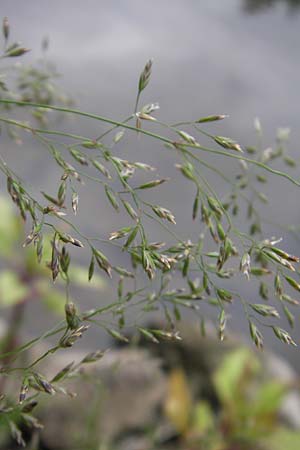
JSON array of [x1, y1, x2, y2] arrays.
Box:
[[0, 271, 29, 307], [192, 401, 214, 433], [252, 381, 288, 417], [213, 348, 259, 406]]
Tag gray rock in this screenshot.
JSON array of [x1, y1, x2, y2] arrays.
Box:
[[39, 348, 166, 449]]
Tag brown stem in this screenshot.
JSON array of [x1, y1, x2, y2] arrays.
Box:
[[0, 300, 26, 394], [0, 268, 40, 393]]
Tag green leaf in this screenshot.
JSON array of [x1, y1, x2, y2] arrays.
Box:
[[0, 270, 29, 307], [213, 348, 259, 406], [251, 381, 287, 417], [192, 401, 214, 433]]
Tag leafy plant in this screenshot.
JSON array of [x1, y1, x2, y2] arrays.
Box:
[[0, 196, 104, 310], [163, 347, 300, 450]]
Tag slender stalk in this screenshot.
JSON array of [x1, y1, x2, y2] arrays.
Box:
[[0, 99, 299, 187]]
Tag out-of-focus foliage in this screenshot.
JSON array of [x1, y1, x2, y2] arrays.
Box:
[[0, 195, 105, 314], [163, 347, 300, 450]]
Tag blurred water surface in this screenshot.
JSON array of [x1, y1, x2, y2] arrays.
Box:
[[1, 0, 300, 367]]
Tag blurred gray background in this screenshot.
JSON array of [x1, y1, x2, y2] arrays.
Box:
[[1, 0, 300, 367]]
